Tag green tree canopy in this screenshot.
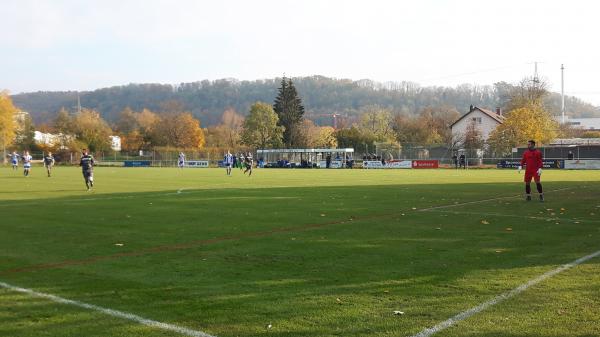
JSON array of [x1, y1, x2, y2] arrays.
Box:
[[241, 102, 284, 149]]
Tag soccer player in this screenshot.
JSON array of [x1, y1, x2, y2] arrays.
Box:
[[243, 152, 253, 176], [239, 153, 245, 171], [80, 149, 95, 190], [519, 140, 544, 202], [22, 151, 32, 176], [9, 151, 20, 170], [178, 152, 185, 169], [224, 151, 233, 176], [43, 151, 55, 177]]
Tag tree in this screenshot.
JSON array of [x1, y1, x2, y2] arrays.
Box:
[[116, 107, 138, 134], [14, 113, 36, 150], [335, 126, 376, 154], [153, 113, 205, 149], [462, 120, 484, 157], [0, 92, 18, 160], [358, 105, 394, 141], [136, 109, 160, 149], [487, 103, 559, 155], [241, 102, 284, 149], [314, 126, 338, 148], [71, 109, 113, 152], [219, 108, 244, 148], [273, 77, 305, 147]]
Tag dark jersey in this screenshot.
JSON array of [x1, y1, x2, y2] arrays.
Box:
[[80, 154, 94, 171], [44, 155, 54, 166]]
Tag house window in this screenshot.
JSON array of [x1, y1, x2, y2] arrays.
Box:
[[472, 117, 482, 124]]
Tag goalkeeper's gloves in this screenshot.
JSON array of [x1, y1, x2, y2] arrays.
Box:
[[518, 165, 522, 173], [537, 168, 542, 176]]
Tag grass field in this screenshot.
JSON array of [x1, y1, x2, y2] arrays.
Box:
[[1, 166, 599, 337]]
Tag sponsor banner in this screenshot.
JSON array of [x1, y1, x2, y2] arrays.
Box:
[[319, 160, 343, 168], [363, 160, 414, 169], [185, 160, 209, 168], [386, 160, 413, 169], [564, 160, 600, 170], [412, 160, 439, 169], [363, 160, 385, 169], [497, 160, 564, 169], [123, 160, 151, 167]]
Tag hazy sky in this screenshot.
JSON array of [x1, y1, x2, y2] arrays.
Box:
[[2, 0, 599, 105]]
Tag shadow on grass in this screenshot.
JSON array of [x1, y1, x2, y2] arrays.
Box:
[[0, 180, 599, 337]]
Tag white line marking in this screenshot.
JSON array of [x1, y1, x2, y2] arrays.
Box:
[[0, 281, 216, 337], [425, 209, 600, 224], [418, 187, 577, 211], [409, 249, 600, 337]]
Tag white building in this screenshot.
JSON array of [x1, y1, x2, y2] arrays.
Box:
[[451, 105, 505, 143], [559, 117, 600, 131], [110, 135, 121, 151]]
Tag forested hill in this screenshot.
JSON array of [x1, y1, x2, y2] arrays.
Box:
[[11, 75, 600, 126]]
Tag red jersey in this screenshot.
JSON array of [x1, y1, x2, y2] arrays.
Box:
[[520, 149, 543, 172]]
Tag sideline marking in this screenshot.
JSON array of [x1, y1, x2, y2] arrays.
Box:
[[425, 209, 600, 224], [409, 249, 600, 337], [0, 281, 215, 337], [418, 187, 576, 211]]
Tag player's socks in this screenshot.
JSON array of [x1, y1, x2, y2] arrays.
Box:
[[536, 183, 543, 193]]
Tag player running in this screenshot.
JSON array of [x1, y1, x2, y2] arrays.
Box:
[[80, 149, 95, 190], [9, 151, 20, 170], [22, 151, 32, 176], [224, 151, 233, 176], [243, 152, 253, 176], [519, 140, 544, 202], [43, 151, 55, 177], [178, 152, 185, 169]]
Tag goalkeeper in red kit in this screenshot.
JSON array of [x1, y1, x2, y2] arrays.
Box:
[[519, 140, 544, 202]]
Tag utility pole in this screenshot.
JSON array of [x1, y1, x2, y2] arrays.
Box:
[[77, 92, 82, 114], [561, 64, 565, 124], [533, 61, 540, 87]]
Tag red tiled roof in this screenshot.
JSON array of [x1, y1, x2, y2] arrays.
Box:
[[450, 106, 505, 127]]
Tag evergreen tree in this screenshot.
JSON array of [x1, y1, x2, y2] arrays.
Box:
[[273, 77, 305, 147]]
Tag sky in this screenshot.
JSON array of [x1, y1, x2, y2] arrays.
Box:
[[2, 0, 599, 105]]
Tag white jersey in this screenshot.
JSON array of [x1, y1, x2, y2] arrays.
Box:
[[225, 153, 233, 165], [23, 155, 32, 168]]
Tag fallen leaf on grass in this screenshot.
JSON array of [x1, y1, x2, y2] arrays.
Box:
[[320, 214, 326, 217], [505, 228, 512, 231], [481, 220, 490, 225], [393, 311, 405, 315], [495, 250, 503, 253], [336, 298, 342, 304], [114, 243, 124, 246]]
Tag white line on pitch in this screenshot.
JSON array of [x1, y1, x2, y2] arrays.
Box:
[[418, 187, 577, 212], [409, 249, 600, 337], [0, 281, 215, 337], [425, 209, 600, 224]]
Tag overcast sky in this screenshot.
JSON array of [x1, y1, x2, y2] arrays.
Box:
[[2, 0, 599, 105]]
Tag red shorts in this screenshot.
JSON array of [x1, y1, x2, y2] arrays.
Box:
[[524, 171, 540, 183]]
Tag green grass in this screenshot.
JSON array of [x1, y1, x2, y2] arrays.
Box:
[[0, 166, 599, 337]]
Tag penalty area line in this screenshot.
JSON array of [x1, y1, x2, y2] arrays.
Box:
[[408, 249, 600, 337], [418, 187, 577, 212], [0, 281, 215, 337]]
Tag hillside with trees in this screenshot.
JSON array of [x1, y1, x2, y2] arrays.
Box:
[[11, 76, 600, 127]]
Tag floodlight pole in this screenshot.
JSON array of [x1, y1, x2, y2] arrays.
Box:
[[561, 64, 565, 124]]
